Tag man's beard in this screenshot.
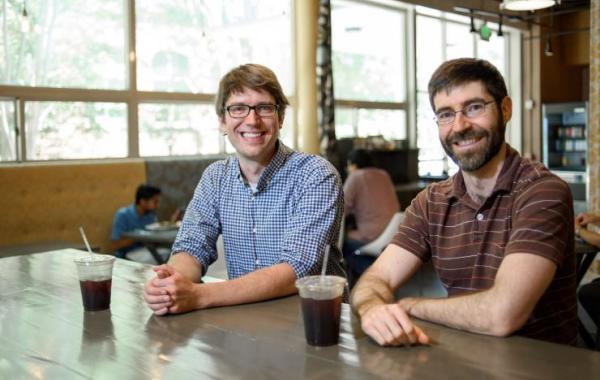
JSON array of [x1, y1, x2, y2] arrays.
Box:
[[441, 112, 505, 172]]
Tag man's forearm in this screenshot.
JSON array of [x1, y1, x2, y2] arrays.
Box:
[[403, 289, 519, 337], [350, 271, 397, 317], [197, 263, 298, 308]]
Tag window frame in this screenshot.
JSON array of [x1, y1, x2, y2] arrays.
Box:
[[0, 0, 296, 163], [332, 0, 413, 143]]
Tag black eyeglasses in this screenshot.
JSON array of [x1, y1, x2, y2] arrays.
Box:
[[434, 100, 496, 126], [225, 104, 279, 118]]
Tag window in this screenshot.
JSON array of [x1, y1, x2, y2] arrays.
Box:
[[415, 8, 518, 177], [0, 0, 294, 162], [25, 102, 127, 160], [0, 1, 126, 90], [0, 99, 17, 161], [136, 0, 293, 94], [331, 0, 408, 142]]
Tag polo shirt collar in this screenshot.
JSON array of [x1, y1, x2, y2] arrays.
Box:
[[447, 143, 520, 200]]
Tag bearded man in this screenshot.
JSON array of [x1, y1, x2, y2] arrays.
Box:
[[350, 58, 577, 346]]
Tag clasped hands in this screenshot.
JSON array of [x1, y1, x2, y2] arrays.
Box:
[[359, 299, 430, 347], [143, 265, 200, 315]]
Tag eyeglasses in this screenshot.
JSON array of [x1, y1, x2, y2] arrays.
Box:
[[434, 100, 496, 125], [225, 104, 279, 118]]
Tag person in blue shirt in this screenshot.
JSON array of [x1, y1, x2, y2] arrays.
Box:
[[143, 64, 345, 315], [111, 184, 162, 258]]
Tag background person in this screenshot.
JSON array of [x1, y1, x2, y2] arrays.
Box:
[[144, 64, 345, 315], [351, 58, 577, 346], [111, 184, 162, 260], [343, 149, 399, 286]]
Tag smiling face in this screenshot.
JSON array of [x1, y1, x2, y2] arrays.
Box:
[[219, 87, 282, 167], [433, 81, 511, 173]]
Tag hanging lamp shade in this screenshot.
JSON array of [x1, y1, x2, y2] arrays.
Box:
[[501, 0, 556, 11]]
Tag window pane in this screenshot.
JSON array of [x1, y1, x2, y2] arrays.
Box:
[[335, 108, 357, 139], [0, 100, 17, 161], [446, 22, 474, 59], [335, 107, 406, 141], [25, 102, 127, 160], [139, 104, 221, 156], [477, 31, 507, 77], [0, 1, 126, 89], [332, 1, 406, 102], [136, 0, 293, 94], [416, 15, 443, 91]]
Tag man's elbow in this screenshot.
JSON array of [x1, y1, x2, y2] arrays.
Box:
[[487, 307, 529, 337]]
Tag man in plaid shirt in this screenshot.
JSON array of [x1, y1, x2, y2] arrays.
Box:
[[144, 64, 344, 315]]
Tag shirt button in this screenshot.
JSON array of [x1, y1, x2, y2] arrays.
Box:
[[476, 213, 484, 221], [255, 259, 260, 265], [252, 227, 257, 233]]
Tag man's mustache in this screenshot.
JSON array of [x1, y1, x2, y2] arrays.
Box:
[[446, 129, 487, 146]]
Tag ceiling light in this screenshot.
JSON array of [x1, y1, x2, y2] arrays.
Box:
[[501, 0, 556, 11]]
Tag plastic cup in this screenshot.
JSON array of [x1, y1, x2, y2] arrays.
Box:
[[73, 255, 115, 311], [295, 275, 347, 346]]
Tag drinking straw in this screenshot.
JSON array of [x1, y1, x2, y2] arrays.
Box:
[[320, 244, 330, 279], [79, 226, 95, 260]]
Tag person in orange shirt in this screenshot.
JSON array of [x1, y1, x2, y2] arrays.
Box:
[[343, 149, 399, 287]]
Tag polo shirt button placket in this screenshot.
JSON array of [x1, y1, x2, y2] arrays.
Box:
[[473, 212, 485, 243]]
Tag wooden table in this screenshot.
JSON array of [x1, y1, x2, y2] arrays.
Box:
[[1, 249, 599, 379], [121, 228, 178, 264]]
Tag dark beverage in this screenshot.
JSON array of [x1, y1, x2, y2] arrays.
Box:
[[301, 296, 342, 346], [79, 279, 112, 311]]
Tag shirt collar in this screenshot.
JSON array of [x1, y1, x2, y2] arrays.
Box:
[[446, 143, 520, 200], [233, 140, 292, 192]]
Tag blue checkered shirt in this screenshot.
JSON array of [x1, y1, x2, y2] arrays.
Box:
[[172, 142, 345, 280]]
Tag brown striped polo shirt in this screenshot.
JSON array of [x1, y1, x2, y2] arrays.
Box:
[[391, 145, 577, 345]]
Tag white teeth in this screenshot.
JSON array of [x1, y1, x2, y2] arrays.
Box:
[[457, 139, 477, 146], [242, 132, 262, 138]]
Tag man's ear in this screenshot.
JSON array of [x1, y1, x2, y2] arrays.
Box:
[[501, 96, 512, 123]]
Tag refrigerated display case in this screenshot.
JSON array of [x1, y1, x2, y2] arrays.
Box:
[[542, 102, 588, 201]]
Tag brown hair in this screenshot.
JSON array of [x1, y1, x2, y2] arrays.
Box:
[[215, 64, 289, 123], [428, 58, 508, 110]]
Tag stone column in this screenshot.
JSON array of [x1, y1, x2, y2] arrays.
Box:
[[295, 0, 319, 154]]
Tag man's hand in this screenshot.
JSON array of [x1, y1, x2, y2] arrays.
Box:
[[576, 212, 600, 227], [143, 264, 201, 315], [359, 302, 430, 347]]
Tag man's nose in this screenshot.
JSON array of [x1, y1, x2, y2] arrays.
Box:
[[244, 108, 260, 123], [452, 111, 472, 132]]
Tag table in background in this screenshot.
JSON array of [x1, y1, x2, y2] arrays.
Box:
[[121, 228, 178, 264], [576, 239, 599, 285], [2, 249, 599, 379]]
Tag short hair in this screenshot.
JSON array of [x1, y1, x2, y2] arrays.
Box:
[[427, 58, 508, 110], [135, 184, 161, 205], [347, 150, 373, 169], [215, 63, 290, 124]]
